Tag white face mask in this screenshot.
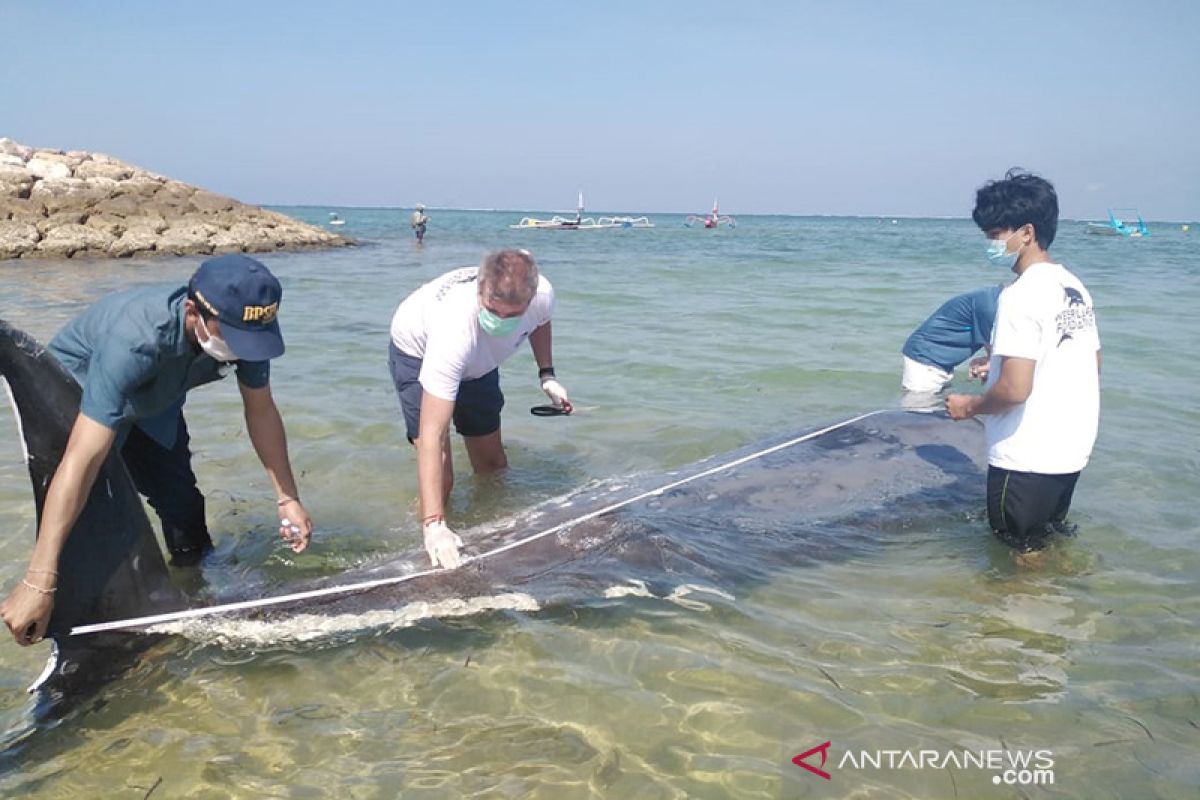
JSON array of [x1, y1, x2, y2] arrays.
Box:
[[195, 320, 238, 362]]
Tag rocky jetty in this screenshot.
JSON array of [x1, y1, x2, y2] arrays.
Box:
[[0, 138, 349, 260]]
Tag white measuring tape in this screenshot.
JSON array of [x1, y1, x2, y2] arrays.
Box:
[[70, 410, 883, 636]]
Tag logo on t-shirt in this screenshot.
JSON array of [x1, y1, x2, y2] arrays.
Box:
[[434, 267, 479, 301], [1057, 286, 1095, 346]]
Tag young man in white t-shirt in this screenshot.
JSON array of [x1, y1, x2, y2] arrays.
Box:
[[388, 250, 571, 569], [945, 170, 1101, 553]]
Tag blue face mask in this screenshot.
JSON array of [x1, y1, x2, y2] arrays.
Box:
[[986, 232, 1020, 269], [478, 306, 522, 337]]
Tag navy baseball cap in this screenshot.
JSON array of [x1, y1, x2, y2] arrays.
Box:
[[188, 254, 285, 361]]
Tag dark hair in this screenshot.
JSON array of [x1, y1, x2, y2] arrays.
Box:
[[972, 168, 1059, 248]]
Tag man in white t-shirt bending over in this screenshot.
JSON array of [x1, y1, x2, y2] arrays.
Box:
[[946, 170, 1100, 554], [389, 250, 571, 569]]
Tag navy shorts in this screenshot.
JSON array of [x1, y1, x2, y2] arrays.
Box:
[[388, 342, 504, 442], [987, 465, 1080, 552]]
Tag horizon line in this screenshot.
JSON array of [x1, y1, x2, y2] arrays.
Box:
[[276, 205, 970, 219], [264, 205, 1197, 224]]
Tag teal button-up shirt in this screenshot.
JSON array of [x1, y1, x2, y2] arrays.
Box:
[[49, 285, 270, 449]]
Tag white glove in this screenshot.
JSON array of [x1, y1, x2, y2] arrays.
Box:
[[422, 519, 463, 569], [540, 378, 573, 414]]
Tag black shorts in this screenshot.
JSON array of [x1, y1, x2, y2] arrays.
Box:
[[121, 415, 213, 564], [388, 342, 504, 442], [987, 465, 1080, 552]]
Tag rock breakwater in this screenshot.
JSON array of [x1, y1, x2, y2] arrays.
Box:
[[0, 138, 349, 260]]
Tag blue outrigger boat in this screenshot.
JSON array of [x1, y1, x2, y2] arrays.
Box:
[[1087, 208, 1150, 237]]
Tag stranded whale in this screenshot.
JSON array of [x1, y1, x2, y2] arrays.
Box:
[[1, 318, 986, 710]]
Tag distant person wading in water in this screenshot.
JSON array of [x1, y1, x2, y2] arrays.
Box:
[[410, 204, 429, 243]]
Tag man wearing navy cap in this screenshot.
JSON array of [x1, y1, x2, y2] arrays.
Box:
[[1, 254, 314, 646]]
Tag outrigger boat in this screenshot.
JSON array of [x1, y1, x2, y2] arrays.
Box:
[[510, 193, 654, 230], [595, 215, 654, 229], [685, 198, 736, 229], [1086, 207, 1150, 237]]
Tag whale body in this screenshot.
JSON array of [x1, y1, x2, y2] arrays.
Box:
[[1, 318, 986, 710]]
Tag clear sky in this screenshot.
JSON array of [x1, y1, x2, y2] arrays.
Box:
[[3, 1, 1197, 219]]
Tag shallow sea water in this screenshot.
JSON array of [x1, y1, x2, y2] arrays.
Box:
[[0, 210, 1197, 797]]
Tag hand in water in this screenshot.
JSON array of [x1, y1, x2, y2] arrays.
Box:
[[278, 498, 314, 553], [540, 378, 573, 414], [423, 519, 464, 569]]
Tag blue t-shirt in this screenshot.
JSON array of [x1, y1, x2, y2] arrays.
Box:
[[49, 285, 270, 449], [902, 285, 1002, 373]]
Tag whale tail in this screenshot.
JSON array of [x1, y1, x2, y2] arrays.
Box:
[[0, 319, 187, 706]]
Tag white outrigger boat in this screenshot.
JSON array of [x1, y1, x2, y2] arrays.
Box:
[[595, 215, 654, 229], [510, 193, 654, 230]]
